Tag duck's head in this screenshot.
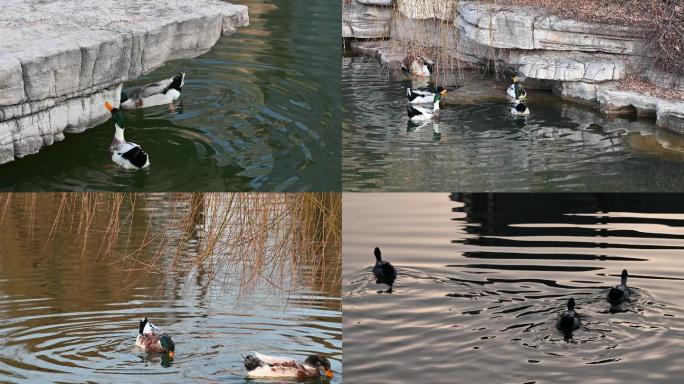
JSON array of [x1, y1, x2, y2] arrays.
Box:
[[621, 269, 629, 285], [374, 247, 382, 262], [567, 298, 576, 311], [160, 334, 175, 359], [437, 86, 447, 96], [170, 72, 186, 91], [304, 355, 333, 378], [104, 102, 125, 128]]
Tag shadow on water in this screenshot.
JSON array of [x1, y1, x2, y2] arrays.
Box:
[[0, 0, 341, 192], [0, 195, 341, 383], [343, 193, 684, 383], [343, 57, 684, 191]]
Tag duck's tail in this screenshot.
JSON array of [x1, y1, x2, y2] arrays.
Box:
[[139, 318, 148, 335], [401, 65, 410, 77], [407, 106, 422, 118]]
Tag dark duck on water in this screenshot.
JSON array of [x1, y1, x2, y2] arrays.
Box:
[[556, 298, 581, 339], [372, 247, 397, 293], [607, 269, 631, 306]]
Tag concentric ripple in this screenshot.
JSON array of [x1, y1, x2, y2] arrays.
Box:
[[343, 193, 684, 384]]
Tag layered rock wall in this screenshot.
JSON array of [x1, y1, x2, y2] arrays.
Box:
[[0, 0, 249, 164]]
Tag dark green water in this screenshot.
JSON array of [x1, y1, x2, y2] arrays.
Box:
[[0, 0, 341, 192], [343, 57, 684, 192]]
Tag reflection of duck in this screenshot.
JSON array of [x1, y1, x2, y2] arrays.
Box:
[[135, 318, 175, 358], [372, 247, 397, 293], [507, 76, 527, 101], [401, 56, 434, 77], [406, 87, 447, 104], [407, 93, 443, 121], [243, 352, 334, 379], [556, 298, 581, 337], [511, 101, 530, 116], [104, 102, 150, 169], [607, 269, 631, 306], [121, 72, 185, 110]]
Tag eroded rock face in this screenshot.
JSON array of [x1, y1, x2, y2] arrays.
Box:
[[597, 89, 684, 134], [0, 0, 248, 164], [343, 0, 394, 39]]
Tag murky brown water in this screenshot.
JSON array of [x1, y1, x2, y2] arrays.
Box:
[[343, 193, 684, 383], [0, 194, 341, 383]]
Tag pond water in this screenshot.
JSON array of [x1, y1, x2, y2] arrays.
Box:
[[0, 195, 342, 383], [343, 193, 684, 383], [0, 0, 341, 192], [343, 57, 684, 191]]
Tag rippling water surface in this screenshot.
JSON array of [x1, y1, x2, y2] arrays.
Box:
[[344, 193, 684, 383], [0, 196, 341, 383], [343, 57, 684, 191], [0, 0, 341, 191]]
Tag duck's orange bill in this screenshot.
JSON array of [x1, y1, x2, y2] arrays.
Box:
[[168, 351, 175, 359], [104, 101, 113, 112], [325, 369, 334, 378]]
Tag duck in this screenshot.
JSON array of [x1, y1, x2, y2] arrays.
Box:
[[135, 318, 175, 358], [511, 101, 530, 116], [104, 102, 150, 169], [372, 247, 397, 293], [507, 76, 527, 101], [406, 87, 447, 104], [556, 298, 581, 338], [120, 72, 185, 110], [243, 352, 334, 379], [401, 56, 434, 78], [407, 93, 443, 122], [607, 269, 631, 306]]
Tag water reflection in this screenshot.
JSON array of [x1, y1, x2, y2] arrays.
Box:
[[0, 194, 341, 383], [343, 57, 684, 191], [343, 193, 684, 383]]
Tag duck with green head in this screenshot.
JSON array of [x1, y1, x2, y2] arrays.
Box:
[[135, 318, 175, 359], [104, 102, 150, 169]]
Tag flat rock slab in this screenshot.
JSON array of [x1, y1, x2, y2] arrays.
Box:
[[0, 0, 248, 164]]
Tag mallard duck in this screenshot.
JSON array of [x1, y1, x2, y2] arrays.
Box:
[[401, 56, 434, 78], [511, 101, 530, 116], [406, 87, 447, 104], [243, 352, 334, 379], [556, 298, 581, 338], [607, 269, 631, 306], [507, 76, 527, 101], [104, 102, 150, 169], [372, 247, 397, 293], [407, 92, 443, 122], [120, 72, 185, 110], [135, 318, 175, 358]]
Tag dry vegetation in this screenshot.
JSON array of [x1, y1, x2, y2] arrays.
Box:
[[0, 193, 341, 297]]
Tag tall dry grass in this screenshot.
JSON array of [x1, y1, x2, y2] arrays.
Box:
[[0, 193, 341, 297]]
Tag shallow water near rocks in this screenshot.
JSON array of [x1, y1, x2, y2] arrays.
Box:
[[0, 0, 341, 192], [0, 198, 341, 383], [343, 56, 684, 191], [343, 193, 684, 383]]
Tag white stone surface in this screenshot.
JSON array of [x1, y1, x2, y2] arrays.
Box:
[[397, 0, 457, 21], [598, 89, 684, 133], [343, 0, 393, 39], [0, 0, 248, 164]]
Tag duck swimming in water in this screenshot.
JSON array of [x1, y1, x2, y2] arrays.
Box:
[[556, 298, 581, 338], [372, 247, 397, 293], [507, 76, 527, 101], [120, 72, 185, 110], [607, 269, 631, 306], [406, 87, 447, 104], [511, 101, 530, 116], [407, 92, 443, 122], [135, 318, 175, 358], [243, 352, 334, 379], [104, 102, 150, 169]]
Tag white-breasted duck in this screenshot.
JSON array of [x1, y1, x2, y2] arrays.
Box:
[[120, 72, 185, 110], [507, 76, 527, 101], [406, 87, 447, 104], [243, 352, 333, 379], [104, 102, 150, 169], [407, 92, 443, 122]]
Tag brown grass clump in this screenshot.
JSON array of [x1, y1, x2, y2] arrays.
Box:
[[0, 193, 341, 298], [618, 75, 684, 101]]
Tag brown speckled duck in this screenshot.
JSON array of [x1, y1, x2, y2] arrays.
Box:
[[243, 352, 333, 379], [135, 318, 175, 358]]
